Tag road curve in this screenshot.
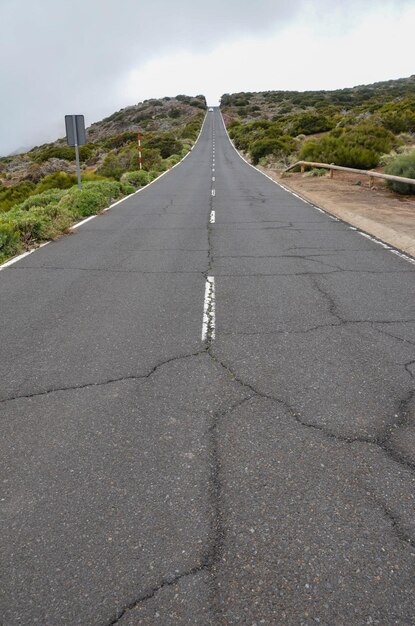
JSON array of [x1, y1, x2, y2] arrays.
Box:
[[1, 109, 415, 625]]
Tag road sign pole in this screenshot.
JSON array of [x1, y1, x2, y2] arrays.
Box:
[[72, 115, 82, 190]]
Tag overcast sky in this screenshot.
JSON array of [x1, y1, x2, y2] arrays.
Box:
[[1, 0, 414, 156]]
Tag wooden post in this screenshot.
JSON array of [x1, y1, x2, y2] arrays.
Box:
[[301, 164, 305, 174], [330, 169, 334, 179], [369, 176, 374, 189]]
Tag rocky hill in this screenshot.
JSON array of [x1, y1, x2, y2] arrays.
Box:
[[221, 76, 415, 173], [0, 94, 206, 190]]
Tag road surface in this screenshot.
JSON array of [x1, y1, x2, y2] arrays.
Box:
[[1, 109, 415, 625]]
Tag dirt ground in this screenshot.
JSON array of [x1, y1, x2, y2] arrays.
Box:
[[259, 167, 415, 258]]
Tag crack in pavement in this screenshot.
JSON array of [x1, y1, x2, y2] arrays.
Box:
[[105, 563, 208, 626], [372, 325, 415, 347], [102, 346, 414, 624], [207, 351, 415, 554], [404, 360, 415, 378], [210, 349, 415, 471], [9, 265, 205, 276], [0, 351, 205, 405]]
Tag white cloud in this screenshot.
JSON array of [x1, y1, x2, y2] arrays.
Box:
[[122, 4, 415, 106], [0, 0, 413, 154]]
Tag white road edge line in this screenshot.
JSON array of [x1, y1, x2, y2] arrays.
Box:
[[219, 111, 415, 266], [0, 111, 210, 270], [0, 242, 50, 271], [201, 276, 215, 342]]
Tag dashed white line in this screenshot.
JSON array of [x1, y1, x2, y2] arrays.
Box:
[[210, 210, 215, 223], [201, 276, 215, 342], [212, 176, 215, 181], [211, 189, 216, 197]]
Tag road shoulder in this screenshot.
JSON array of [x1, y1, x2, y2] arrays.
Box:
[[258, 166, 415, 258]]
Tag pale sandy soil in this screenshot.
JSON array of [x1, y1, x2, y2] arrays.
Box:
[[259, 167, 415, 258]]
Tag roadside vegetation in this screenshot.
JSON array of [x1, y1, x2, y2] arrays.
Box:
[[221, 76, 415, 192], [0, 95, 206, 262]]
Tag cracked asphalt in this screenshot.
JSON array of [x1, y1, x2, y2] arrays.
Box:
[[1, 109, 414, 625]]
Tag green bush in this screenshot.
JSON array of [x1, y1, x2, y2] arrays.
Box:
[[250, 136, 295, 165], [0, 181, 36, 213], [101, 132, 138, 150], [304, 168, 327, 177], [32, 144, 95, 163], [58, 189, 97, 218], [290, 113, 334, 136], [96, 146, 139, 180], [384, 152, 415, 194], [145, 133, 183, 158], [0, 222, 21, 262], [35, 171, 77, 193], [299, 123, 395, 169], [17, 189, 67, 211], [141, 148, 163, 170], [121, 170, 150, 187], [165, 154, 181, 167], [2, 203, 73, 244]]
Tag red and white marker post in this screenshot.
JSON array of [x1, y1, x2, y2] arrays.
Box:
[[137, 133, 142, 170]]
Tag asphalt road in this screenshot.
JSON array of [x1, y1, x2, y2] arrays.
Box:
[[1, 109, 414, 626]]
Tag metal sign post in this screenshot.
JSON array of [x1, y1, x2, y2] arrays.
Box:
[[65, 115, 87, 190]]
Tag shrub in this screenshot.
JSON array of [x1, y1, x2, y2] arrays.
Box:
[[304, 168, 327, 177], [299, 123, 395, 169], [0, 222, 21, 262], [121, 170, 150, 187], [97, 145, 139, 180], [0, 180, 133, 263], [3, 205, 65, 244], [384, 151, 415, 194], [141, 148, 162, 170], [0, 181, 36, 213], [35, 171, 77, 193], [96, 153, 124, 180], [33, 144, 95, 163], [145, 133, 183, 158], [168, 108, 181, 118], [165, 154, 181, 167], [101, 132, 139, 150], [17, 189, 67, 211], [290, 113, 334, 136], [58, 181, 122, 218], [250, 136, 295, 165]]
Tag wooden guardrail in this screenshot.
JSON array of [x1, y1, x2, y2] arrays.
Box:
[[284, 161, 415, 188]]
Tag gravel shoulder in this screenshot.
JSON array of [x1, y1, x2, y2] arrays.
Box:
[[259, 167, 415, 258]]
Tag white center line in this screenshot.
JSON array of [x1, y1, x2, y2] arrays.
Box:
[[201, 276, 215, 342], [210, 210, 215, 223]]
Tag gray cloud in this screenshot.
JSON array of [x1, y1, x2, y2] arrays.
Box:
[[0, 0, 410, 154]]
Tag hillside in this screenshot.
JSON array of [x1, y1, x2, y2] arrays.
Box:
[[0, 94, 206, 262], [221, 76, 415, 179], [0, 94, 206, 192]]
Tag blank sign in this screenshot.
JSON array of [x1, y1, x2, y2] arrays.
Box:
[[65, 115, 86, 146]]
